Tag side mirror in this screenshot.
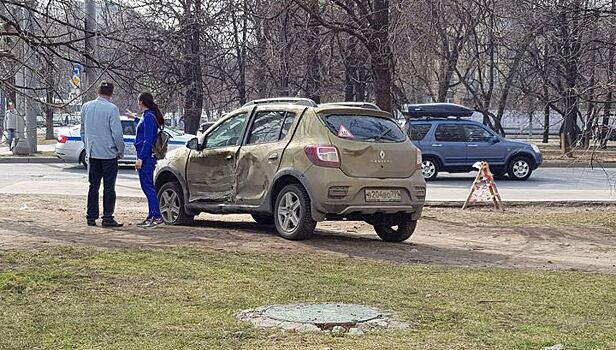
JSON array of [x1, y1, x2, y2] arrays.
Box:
[[490, 136, 500, 144], [186, 137, 200, 150]]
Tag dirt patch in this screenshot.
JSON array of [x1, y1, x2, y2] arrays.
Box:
[[0, 194, 614, 273]]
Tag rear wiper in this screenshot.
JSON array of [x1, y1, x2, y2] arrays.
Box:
[[374, 127, 393, 141]]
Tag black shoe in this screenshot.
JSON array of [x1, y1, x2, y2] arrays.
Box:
[[102, 220, 124, 228], [87, 220, 97, 227]]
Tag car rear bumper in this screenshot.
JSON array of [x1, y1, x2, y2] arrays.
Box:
[[302, 165, 426, 221]]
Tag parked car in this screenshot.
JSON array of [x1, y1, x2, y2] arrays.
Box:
[[154, 98, 426, 242], [55, 116, 194, 167], [405, 103, 543, 181]]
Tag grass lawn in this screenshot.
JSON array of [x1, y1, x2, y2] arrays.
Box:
[[1, 247, 614, 350]]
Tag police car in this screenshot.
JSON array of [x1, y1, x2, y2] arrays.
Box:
[[55, 116, 194, 167]]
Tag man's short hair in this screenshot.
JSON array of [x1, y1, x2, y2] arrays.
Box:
[[98, 81, 114, 96], [7, 101, 14, 108]]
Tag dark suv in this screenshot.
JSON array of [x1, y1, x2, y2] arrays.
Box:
[[405, 104, 543, 181]]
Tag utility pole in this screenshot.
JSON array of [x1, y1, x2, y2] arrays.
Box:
[[84, 0, 97, 102]]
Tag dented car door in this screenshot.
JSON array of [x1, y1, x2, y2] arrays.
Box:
[[186, 113, 248, 203], [235, 110, 298, 206]]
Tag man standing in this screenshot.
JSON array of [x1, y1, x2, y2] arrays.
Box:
[[80, 81, 125, 227], [4, 102, 18, 150]]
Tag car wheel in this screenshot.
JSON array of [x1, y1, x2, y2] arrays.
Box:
[[421, 158, 439, 181], [251, 214, 275, 225], [508, 157, 533, 181], [274, 184, 316, 240], [157, 181, 194, 225], [79, 151, 87, 169], [373, 214, 417, 242]]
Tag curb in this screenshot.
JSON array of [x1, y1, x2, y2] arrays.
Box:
[[0, 157, 64, 164], [542, 161, 616, 168], [425, 200, 616, 208]]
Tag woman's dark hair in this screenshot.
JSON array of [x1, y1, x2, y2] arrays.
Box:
[[138, 92, 164, 127]]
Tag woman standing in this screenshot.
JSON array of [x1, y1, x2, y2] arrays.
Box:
[[126, 93, 164, 228]]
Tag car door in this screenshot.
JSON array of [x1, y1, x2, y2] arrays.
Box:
[[185, 113, 249, 203], [463, 124, 506, 165], [433, 123, 466, 166], [235, 110, 297, 206]]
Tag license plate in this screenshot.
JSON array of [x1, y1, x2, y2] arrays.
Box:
[[365, 189, 402, 202]]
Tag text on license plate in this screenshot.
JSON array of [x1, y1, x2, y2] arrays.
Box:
[[365, 189, 402, 202]]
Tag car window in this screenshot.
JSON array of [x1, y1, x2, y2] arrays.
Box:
[[322, 114, 406, 142], [279, 112, 296, 140], [248, 111, 286, 145], [409, 124, 432, 141], [435, 124, 465, 142], [464, 125, 493, 142], [205, 113, 248, 148], [121, 121, 135, 136]]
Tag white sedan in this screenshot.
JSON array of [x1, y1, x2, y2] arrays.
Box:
[[55, 117, 194, 167]]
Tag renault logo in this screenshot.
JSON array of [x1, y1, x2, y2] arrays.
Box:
[[379, 150, 385, 159]]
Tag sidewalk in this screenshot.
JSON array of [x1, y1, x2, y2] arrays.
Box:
[[0, 144, 63, 163]]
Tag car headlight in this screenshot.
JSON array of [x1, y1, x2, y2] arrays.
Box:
[[530, 144, 541, 154]]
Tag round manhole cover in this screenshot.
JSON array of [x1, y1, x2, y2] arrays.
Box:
[[263, 303, 381, 325]]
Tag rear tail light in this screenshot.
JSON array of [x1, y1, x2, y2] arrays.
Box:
[[305, 145, 340, 168], [57, 135, 67, 143], [416, 148, 422, 167]]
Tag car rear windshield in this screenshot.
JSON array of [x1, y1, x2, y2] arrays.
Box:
[[322, 114, 406, 142]]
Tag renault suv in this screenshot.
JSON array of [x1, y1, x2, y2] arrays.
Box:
[[154, 98, 426, 242]]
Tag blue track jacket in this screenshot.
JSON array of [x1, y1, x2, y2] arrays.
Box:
[[134, 110, 158, 161]]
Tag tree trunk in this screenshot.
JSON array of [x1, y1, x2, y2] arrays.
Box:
[[182, 0, 204, 135], [304, 0, 321, 103], [343, 38, 356, 102], [45, 88, 54, 140], [254, 0, 267, 99], [367, 0, 392, 112], [542, 102, 550, 143], [604, 0, 615, 127]]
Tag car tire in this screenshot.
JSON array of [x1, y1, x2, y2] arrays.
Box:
[[373, 214, 417, 242], [157, 181, 194, 225], [251, 214, 275, 225], [79, 151, 87, 169], [274, 184, 316, 240], [421, 158, 439, 181], [507, 156, 533, 181]]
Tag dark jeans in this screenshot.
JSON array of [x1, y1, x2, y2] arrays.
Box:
[[87, 158, 118, 222]]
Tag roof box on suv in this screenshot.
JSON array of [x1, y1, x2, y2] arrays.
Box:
[[404, 103, 474, 118]]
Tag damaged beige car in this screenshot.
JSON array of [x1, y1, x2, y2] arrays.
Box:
[[154, 98, 426, 241]]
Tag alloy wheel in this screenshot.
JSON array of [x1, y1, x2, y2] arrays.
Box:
[[512, 160, 530, 178], [159, 188, 181, 223], [276, 192, 301, 233], [422, 160, 436, 179]]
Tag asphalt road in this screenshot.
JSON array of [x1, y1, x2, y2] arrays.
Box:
[[1, 163, 615, 202]]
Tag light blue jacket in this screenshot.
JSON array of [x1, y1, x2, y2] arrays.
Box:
[[80, 97, 125, 160]]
